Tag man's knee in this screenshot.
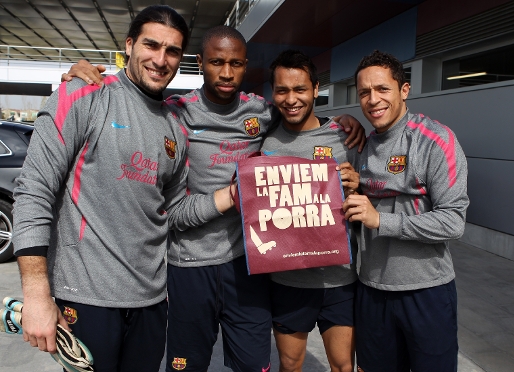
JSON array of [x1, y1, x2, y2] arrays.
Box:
[[279, 354, 304, 372], [327, 355, 353, 372], [332, 362, 354, 372]]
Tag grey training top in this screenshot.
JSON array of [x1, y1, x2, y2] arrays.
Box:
[[165, 87, 280, 267], [13, 70, 188, 307], [261, 117, 359, 288], [356, 110, 469, 291]]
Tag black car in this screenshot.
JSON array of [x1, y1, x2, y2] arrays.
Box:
[[0, 120, 33, 262]]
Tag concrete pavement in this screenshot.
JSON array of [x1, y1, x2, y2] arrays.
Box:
[[1, 240, 513, 371]]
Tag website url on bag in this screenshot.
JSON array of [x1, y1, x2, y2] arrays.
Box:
[[283, 250, 339, 258]]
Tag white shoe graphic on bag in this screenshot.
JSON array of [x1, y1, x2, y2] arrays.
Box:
[[250, 225, 276, 254]]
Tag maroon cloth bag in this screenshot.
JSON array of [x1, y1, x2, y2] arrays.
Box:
[[234, 155, 352, 274]]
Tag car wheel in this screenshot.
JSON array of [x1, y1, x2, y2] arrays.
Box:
[[0, 199, 14, 263]]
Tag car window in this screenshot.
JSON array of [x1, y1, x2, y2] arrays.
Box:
[[0, 140, 12, 156]]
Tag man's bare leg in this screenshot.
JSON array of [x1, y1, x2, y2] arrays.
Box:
[[321, 325, 355, 372], [273, 328, 309, 372]]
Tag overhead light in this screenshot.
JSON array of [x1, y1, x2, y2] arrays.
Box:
[[447, 72, 487, 80]]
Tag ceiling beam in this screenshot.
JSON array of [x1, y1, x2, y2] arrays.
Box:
[[125, 0, 135, 21], [189, 0, 201, 41], [0, 3, 53, 60], [91, 0, 122, 50], [57, 0, 107, 60], [25, 0, 86, 60]]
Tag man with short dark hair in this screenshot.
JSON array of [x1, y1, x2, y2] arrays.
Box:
[[13, 5, 189, 371], [164, 26, 277, 372], [343, 50, 469, 372], [263, 49, 359, 372]]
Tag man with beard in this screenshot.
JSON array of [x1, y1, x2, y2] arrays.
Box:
[[64, 26, 365, 372], [13, 5, 189, 371]]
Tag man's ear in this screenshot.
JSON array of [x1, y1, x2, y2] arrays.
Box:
[[314, 82, 319, 99], [125, 37, 133, 59], [196, 54, 203, 71], [401, 82, 410, 101]]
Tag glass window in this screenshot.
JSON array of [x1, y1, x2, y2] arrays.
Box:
[[0, 140, 11, 155], [315, 89, 329, 106], [404, 67, 411, 85], [442, 44, 514, 90], [347, 85, 357, 105]]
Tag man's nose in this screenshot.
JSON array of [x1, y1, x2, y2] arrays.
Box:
[[285, 91, 297, 105], [369, 89, 380, 104], [154, 49, 167, 66], [219, 63, 234, 80]]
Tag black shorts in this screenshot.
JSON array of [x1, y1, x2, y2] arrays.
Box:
[[55, 298, 167, 372], [166, 256, 272, 372], [355, 280, 458, 372], [271, 281, 356, 335]]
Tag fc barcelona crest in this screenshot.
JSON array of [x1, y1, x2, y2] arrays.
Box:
[[313, 146, 333, 159], [387, 155, 407, 174], [164, 136, 176, 159], [171, 357, 187, 370], [244, 117, 260, 137], [63, 306, 78, 325]]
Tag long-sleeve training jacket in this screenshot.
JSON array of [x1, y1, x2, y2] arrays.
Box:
[[357, 110, 469, 291], [165, 87, 280, 267], [13, 70, 188, 307]]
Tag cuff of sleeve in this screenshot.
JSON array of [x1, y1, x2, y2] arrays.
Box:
[[206, 193, 224, 218], [377, 213, 402, 237], [15, 246, 48, 257]]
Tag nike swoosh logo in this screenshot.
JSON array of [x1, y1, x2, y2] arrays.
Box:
[[112, 121, 129, 129], [192, 129, 207, 135], [262, 150, 276, 156]]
